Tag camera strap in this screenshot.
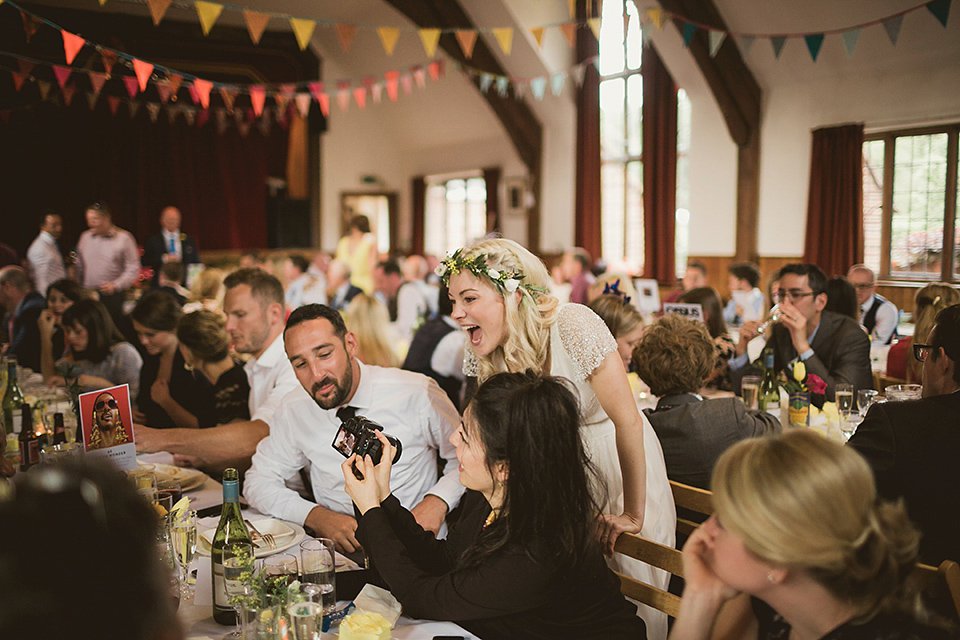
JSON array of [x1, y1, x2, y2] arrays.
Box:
[[336, 406, 358, 422]]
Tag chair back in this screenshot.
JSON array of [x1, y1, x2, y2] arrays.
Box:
[[911, 560, 960, 622], [613, 532, 684, 618], [670, 480, 713, 537]]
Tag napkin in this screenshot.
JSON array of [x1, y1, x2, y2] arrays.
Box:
[[353, 583, 402, 627]]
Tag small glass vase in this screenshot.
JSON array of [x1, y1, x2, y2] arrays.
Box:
[[788, 391, 811, 427], [239, 595, 284, 640]]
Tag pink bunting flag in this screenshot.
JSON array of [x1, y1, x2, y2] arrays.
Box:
[[371, 84, 382, 103], [11, 72, 27, 92], [295, 93, 311, 118], [61, 83, 76, 106], [336, 81, 351, 112], [89, 72, 107, 95], [401, 74, 413, 95], [156, 81, 173, 103], [133, 59, 154, 91], [385, 71, 400, 102], [107, 95, 121, 115], [192, 78, 213, 108], [62, 31, 85, 65], [187, 83, 200, 104], [123, 75, 139, 98], [308, 82, 324, 101], [53, 66, 72, 89], [196, 108, 210, 128], [413, 67, 426, 89], [317, 93, 330, 117], [249, 86, 266, 116], [353, 87, 366, 109]]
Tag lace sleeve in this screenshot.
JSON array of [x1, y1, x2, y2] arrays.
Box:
[[556, 304, 617, 382], [462, 346, 479, 377]]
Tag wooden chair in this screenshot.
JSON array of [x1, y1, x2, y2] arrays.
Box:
[[613, 531, 685, 617], [670, 480, 714, 537], [873, 372, 907, 393], [911, 560, 960, 622]]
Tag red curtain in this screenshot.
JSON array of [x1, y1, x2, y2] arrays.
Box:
[[641, 45, 678, 283], [411, 176, 426, 256], [574, 0, 602, 261], [803, 124, 865, 275]]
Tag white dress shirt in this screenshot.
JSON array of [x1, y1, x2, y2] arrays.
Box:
[[860, 294, 899, 344], [26, 230, 65, 295], [244, 333, 301, 423], [162, 230, 182, 259], [244, 362, 464, 527]]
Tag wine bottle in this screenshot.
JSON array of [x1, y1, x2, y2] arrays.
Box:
[[758, 348, 781, 415], [18, 403, 39, 472], [211, 468, 251, 625], [52, 413, 66, 446], [2, 360, 24, 437]]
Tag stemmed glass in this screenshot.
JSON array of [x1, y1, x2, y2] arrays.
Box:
[[171, 510, 198, 600], [755, 303, 781, 335], [222, 541, 256, 639]]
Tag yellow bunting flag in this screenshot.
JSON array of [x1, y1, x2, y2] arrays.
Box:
[[568, 0, 575, 19], [646, 8, 665, 30], [418, 28, 440, 57], [530, 26, 544, 48], [98, 0, 106, 5], [290, 18, 315, 51], [587, 17, 601, 40], [243, 10, 270, 45], [492, 27, 513, 55], [377, 27, 400, 55], [455, 29, 478, 58], [560, 22, 576, 47], [335, 23, 357, 51], [195, 1, 223, 36], [146, 0, 172, 26]]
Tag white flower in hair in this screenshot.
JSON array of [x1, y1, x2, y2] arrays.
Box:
[[435, 263, 447, 277], [487, 269, 501, 280], [504, 279, 520, 293]]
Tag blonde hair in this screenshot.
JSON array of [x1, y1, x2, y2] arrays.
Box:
[[177, 310, 230, 363], [458, 238, 558, 381], [187, 268, 225, 308], [712, 430, 920, 619], [344, 294, 400, 368], [587, 293, 643, 340], [908, 283, 959, 382], [587, 273, 637, 305]]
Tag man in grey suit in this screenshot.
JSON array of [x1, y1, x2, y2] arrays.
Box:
[[633, 314, 780, 489], [730, 263, 873, 401]]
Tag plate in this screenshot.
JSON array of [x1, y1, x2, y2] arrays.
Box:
[[137, 461, 207, 492], [197, 519, 306, 558]]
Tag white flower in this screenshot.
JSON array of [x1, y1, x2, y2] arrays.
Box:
[[487, 269, 501, 280], [504, 279, 520, 293], [435, 263, 447, 277]]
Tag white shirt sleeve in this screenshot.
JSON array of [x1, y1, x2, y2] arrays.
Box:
[[420, 378, 466, 509], [394, 283, 427, 343], [872, 300, 899, 344], [431, 330, 466, 381], [251, 359, 301, 425]]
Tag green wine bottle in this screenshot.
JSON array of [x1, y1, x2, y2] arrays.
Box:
[[758, 348, 781, 416], [211, 468, 251, 625], [2, 360, 24, 438]]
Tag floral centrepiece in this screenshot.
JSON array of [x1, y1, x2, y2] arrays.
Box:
[[781, 361, 827, 426], [435, 249, 546, 298]]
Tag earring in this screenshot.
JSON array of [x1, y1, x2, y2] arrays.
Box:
[[183, 361, 193, 372], [497, 481, 504, 488]]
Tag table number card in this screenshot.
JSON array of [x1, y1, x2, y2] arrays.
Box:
[[78, 384, 137, 470], [663, 302, 704, 322]]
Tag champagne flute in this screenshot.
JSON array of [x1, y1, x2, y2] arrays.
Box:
[[171, 510, 198, 600], [222, 541, 255, 639], [754, 303, 781, 335]]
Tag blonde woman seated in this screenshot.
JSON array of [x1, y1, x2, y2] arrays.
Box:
[[670, 430, 952, 640], [344, 293, 401, 368]]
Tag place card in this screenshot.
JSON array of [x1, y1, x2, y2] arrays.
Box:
[[78, 383, 137, 470], [663, 302, 704, 322]]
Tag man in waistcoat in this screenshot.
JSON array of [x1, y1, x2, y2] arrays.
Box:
[[848, 264, 898, 345]]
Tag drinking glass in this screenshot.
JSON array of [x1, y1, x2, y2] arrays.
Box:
[[835, 383, 854, 414], [300, 538, 336, 614], [858, 389, 879, 417], [263, 553, 298, 585], [741, 376, 761, 410], [40, 442, 83, 464], [158, 478, 183, 508], [171, 510, 198, 600], [129, 470, 158, 503], [886, 384, 922, 402], [287, 598, 325, 640], [755, 303, 781, 334], [223, 542, 256, 639]]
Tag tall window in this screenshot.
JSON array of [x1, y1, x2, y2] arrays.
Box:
[[423, 173, 488, 258], [863, 125, 960, 281]]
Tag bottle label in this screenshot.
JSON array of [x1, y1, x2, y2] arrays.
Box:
[[9, 410, 21, 434], [212, 562, 231, 608], [19, 439, 39, 467]]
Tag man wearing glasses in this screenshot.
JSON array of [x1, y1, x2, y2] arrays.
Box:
[[848, 304, 960, 565], [730, 263, 873, 401], [847, 264, 899, 345]]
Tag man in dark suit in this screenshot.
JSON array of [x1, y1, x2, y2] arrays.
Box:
[[848, 304, 960, 565], [730, 263, 873, 401], [0, 266, 45, 372], [326, 259, 362, 311], [142, 206, 199, 286]]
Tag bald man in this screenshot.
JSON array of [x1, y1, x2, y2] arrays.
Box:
[[142, 206, 199, 286]]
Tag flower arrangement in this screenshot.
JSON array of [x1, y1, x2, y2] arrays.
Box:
[[434, 249, 546, 298], [55, 361, 84, 423], [780, 361, 827, 396], [226, 545, 292, 610]]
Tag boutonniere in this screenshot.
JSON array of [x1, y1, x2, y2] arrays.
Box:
[[179, 233, 187, 242]]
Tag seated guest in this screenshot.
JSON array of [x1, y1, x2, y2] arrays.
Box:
[[326, 259, 362, 311], [244, 304, 464, 553], [402, 286, 465, 411], [824, 275, 859, 321], [731, 263, 873, 400], [587, 286, 644, 372], [671, 430, 949, 640], [679, 286, 736, 391], [374, 259, 431, 345], [886, 282, 958, 382], [283, 253, 326, 310], [848, 263, 899, 345], [587, 273, 637, 305], [662, 261, 707, 305], [343, 372, 646, 640], [0, 266, 45, 371], [183, 267, 225, 314], [723, 262, 764, 325], [54, 299, 142, 398], [560, 247, 596, 305], [344, 293, 401, 368], [849, 303, 960, 565], [177, 310, 250, 426], [155, 262, 189, 306], [38, 279, 91, 382], [130, 291, 203, 429], [402, 254, 439, 319], [632, 314, 780, 489]]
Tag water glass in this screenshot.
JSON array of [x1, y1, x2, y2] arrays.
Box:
[[741, 376, 761, 410], [40, 442, 84, 464], [129, 470, 158, 503], [287, 598, 324, 640], [223, 542, 256, 639], [835, 383, 854, 414], [262, 553, 298, 585], [858, 389, 879, 417], [300, 538, 336, 614], [885, 384, 922, 402]]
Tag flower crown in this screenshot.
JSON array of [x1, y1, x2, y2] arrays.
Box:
[[435, 249, 547, 297]]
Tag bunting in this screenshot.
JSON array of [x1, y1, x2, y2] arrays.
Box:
[[194, 1, 223, 36], [335, 24, 357, 52], [243, 11, 270, 45], [61, 31, 85, 65], [418, 29, 440, 57], [290, 19, 315, 51], [146, 0, 172, 26], [492, 27, 513, 56], [455, 30, 477, 58], [377, 27, 400, 55]]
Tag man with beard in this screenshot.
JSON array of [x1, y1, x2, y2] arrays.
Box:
[[244, 304, 463, 554]]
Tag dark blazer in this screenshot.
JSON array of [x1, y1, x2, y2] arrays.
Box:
[[330, 283, 363, 311], [142, 232, 199, 285], [847, 392, 960, 565], [731, 310, 873, 400], [645, 395, 781, 489], [4, 291, 45, 372]]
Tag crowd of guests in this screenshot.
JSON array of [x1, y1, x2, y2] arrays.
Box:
[[2, 206, 959, 639]]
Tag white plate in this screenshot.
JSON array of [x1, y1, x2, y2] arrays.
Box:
[[197, 519, 306, 558], [137, 461, 207, 492]]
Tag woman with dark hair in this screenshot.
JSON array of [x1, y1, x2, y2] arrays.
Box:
[[335, 214, 377, 294], [38, 279, 92, 382], [343, 372, 646, 640], [56, 299, 142, 398], [130, 291, 204, 429], [824, 275, 860, 322], [678, 286, 736, 390]]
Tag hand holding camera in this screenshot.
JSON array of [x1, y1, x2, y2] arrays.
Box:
[[341, 431, 398, 515]]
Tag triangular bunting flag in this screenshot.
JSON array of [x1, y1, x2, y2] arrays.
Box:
[[842, 29, 860, 56], [290, 18, 316, 51], [192, 78, 213, 108], [571, 63, 587, 87], [926, 0, 951, 27], [371, 84, 382, 103], [195, 1, 223, 36], [11, 72, 26, 92], [335, 24, 357, 51], [455, 30, 478, 58], [588, 18, 601, 40], [147, 102, 161, 123], [353, 87, 366, 109], [85, 91, 99, 110], [249, 86, 266, 116], [385, 71, 400, 101], [243, 11, 269, 45], [413, 66, 426, 88], [514, 81, 526, 100], [18, 60, 34, 76], [187, 83, 200, 104], [101, 50, 118, 75], [418, 29, 440, 57], [493, 27, 513, 55], [647, 8, 665, 30], [495, 76, 509, 97], [770, 36, 787, 59], [62, 83, 76, 106], [146, 0, 172, 26], [53, 66, 72, 89], [123, 76, 139, 98], [128, 100, 141, 119], [337, 89, 350, 112], [708, 30, 726, 57], [281, 83, 297, 97], [22, 12, 41, 43], [62, 31, 85, 65], [479, 73, 493, 93], [560, 22, 576, 47], [804, 34, 824, 61], [89, 72, 107, 95], [377, 27, 400, 55], [219, 86, 238, 112], [257, 114, 271, 137], [295, 93, 311, 118], [531, 26, 545, 48], [882, 15, 903, 45], [107, 95, 121, 115], [37, 81, 51, 100], [182, 107, 195, 125], [167, 73, 183, 96], [530, 76, 547, 100], [274, 92, 289, 113], [428, 60, 443, 81], [681, 22, 697, 47], [317, 93, 330, 116], [157, 82, 172, 103], [550, 71, 566, 96], [401, 74, 413, 95], [133, 59, 154, 91], [196, 107, 209, 127], [308, 82, 324, 100], [738, 35, 756, 55]]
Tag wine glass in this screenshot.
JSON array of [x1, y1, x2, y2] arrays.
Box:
[[222, 541, 255, 639], [755, 304, 781, 335], [171, 510, 198, 600], [858, 389, 879, 417]]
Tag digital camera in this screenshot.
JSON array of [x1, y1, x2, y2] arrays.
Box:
[[331, 416, 402, 466]]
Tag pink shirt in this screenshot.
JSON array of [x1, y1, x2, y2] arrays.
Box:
[[75, 227, 141, 291]]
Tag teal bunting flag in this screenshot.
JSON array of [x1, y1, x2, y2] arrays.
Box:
[[530, 76, 547, 100], [841, 29, 860, 56], [681, 21, 696, 47], [926, 0, 951, 26], [804, 33, 824, 61], [550, 71, 566, 96], [495, 76, 509, 97], [771, 35, 787, 58], [882, 15, 904, 45], [738, 34, 756, 55], [708, 30, 726, 57], [478, 72, 493, 93]]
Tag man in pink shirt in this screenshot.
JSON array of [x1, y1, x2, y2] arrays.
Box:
[[74, 202, 141, 326]]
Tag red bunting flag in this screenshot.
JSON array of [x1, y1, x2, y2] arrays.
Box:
[[317, 93, 330, 117], [62, 31, 85, 65], [353, 87, 366, 109], [123, 76, 139, 98], [428, 60, 443, 81], [22, 12, 41, 44], [384, 71, 399, 102], [133, 59, 154, 91], [249, 86, 266, 116], [308, 82, 324, 100], [192, 78, 213, 108], [107, 95, 121, 115], [196, 108, 210, 127], [11, 72, 26, 92], [53, 66, 72, 89]]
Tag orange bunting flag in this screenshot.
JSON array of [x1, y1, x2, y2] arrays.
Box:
[[647, 8, 665, 30], [295, 93, 311, 118], [62, 31, 85, 65], [335, 24, 357, 51], [249, 86, 266, 116], [192, 78, 213, 108], [195, 1, 223, 36], [52, 66, 71, 89], [418, 28, 440, 57], [353, 87, 366, 109], [377, 27, 400, 56], [455, 30, 477, 58], [146, 0, 172, 26], [492, 27, 513, 55], [290, 18, 315, 51], [385, 70, 400, 102], [123, 76, 139, 98], [89, 72, 107, 95], [22, 12, 41, 44], [428, 59, 443, 81], [587, 17, 601, 40], [317, 93, 330, 117], [243, 11, 270, 45], [133, 59, 154, 91], [101, 50, 118, 75], [167, 73, 183, 95], [560, 22, 577, 47], [11, 72, 26, 92], [530, 26, 545, 48]]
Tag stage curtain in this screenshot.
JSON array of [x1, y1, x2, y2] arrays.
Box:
[[803, 123, 865, 275], [574, 0, 602, 261], [411, 176, 426, 256]]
